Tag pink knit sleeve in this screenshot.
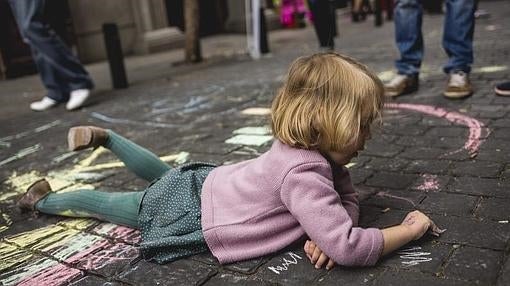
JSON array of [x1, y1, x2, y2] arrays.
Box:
[[333, 166, 359, 226], [280, 162, 383, 266]]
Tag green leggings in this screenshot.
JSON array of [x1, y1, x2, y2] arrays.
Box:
[[36, 131, 171, 228]]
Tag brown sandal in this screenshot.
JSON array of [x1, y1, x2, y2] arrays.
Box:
[[17, 179, 52, 211], [68, 126, 108, 151]]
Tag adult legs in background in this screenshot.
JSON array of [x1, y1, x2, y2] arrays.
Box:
[[442, 0, 475, 74], [442, 0, 475, 99], [384, 0, 422, 97], [7, 0, 94, 110], [307, 0, 337, 50], [394, 0, 423, 76]]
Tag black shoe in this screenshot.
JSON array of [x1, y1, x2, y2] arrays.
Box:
[[495, 81, 510, 96]]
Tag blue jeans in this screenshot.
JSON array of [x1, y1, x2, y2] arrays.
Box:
[[394, 0, 475, 76], [8, 0, 93, 102]]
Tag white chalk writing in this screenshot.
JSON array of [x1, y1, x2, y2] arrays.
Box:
[[398, 246, 432, 267], [267, 252, 303, 274]]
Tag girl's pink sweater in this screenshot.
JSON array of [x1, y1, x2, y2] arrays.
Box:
[[201, 140, 383, 266]]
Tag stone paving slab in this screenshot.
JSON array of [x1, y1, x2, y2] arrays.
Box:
[[0, 1, 509, 285]]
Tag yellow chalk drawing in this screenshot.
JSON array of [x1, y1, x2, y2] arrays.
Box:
[[0, 219, 111, 285], [57, 218, 96, 231], [345, 162, 357, 169], [39, 231, 105, 260], [2, 148, 189, 201], [5, 225, 65, 249], [0, 131, 192, 284], [473, 65, 508, 73], [0, 146, 189, 283], [0, 242, 33, 271], [0, 212, 13, 233], [1, 256, 61, 285]]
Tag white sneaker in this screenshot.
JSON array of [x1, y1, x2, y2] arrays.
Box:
[[66, 89, 91, 110], [30, 97, 58, 111], [443, 71, 473, 99]]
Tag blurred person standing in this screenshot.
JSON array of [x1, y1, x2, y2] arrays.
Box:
[[307, 0, 337, 50], [384, 0, 476, 99], [8, 0, 94, 111]]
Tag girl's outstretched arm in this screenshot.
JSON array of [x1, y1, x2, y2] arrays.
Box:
[[304, 210, 440, 269], [381, 210, 438, 255]]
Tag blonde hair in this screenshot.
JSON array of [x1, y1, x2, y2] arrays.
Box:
[[271, 52, 384, 152]]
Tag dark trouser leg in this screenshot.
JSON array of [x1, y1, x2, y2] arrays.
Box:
[[308, 0, 336, 49], [442, 0, 475, 74], [394, 0, 423, 76]]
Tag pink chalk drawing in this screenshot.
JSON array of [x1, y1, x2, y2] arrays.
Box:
[[385, 103, 490, 158], [416, 174, 440, 192], [16, 224, 140, 286]]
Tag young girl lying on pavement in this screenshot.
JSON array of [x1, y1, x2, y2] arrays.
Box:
[[18, 52, 442, 269]]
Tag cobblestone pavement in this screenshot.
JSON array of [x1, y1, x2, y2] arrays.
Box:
[[0, 1, 509, 285]]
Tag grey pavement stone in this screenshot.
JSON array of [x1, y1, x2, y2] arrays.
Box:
[[491, 118, 510, 127], [418, 192, 478, 216], [224, 256, 269, 274], [363, 189, 425, 211], [116, 259, 217, 285], [203, 273, 272, 286], [381, 125, 429, 137], [497, 257, 510, 286], [493, 128, 510, 139], [476, 110, 508, 119], [399, 147, 450, 160], [420, 117, 454, 127], [349, 155, 372, 168], [189, 251, 219, 266], [431, 215, 510, 250], [364, 157, 410, 172], [365, 172, 419, 190], [476, 197, 510, 221], [502, 166, 510, 180], [451, 160, 504, 178], [369, 209, 408, 229], [394, 136, 437, 148], [404, 160, 451, 175], [444, 246, 504, 285], [374, 269, 477, 286], [449, 177, 510, 198], [358, 205, 385, 226], [349, 169, 374, 185], [426, 127, 469, 137], [433, 136, 473, 150], [362, 142, 405, 157], [69, 275, 122, 286], [315, 267, 382, 285]]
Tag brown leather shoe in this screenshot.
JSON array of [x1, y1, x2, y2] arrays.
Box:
[[68, 126, 108, 151], [17, 179, 52, 211], [384, 74, 419, 97]]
